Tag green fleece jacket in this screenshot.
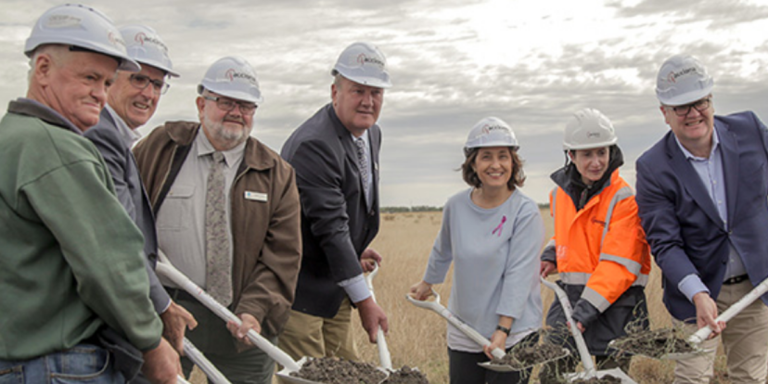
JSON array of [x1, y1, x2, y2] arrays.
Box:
[[0, 99, 162, 359]]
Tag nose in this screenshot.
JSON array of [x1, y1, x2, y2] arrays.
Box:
[[361, 92, 373, 106], [140, 83, 156, 99], [93, 82, 109, 105]]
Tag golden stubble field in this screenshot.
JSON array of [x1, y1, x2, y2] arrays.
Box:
[[347, 210, 732, 384]]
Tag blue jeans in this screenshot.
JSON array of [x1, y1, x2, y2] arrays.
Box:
[[0, 344, 123, 384]]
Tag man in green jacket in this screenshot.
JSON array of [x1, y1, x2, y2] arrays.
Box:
[[0, 5, 178, 383]]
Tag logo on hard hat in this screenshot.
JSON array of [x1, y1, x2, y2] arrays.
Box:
[[45, 14, 82, 29], [356, 54, 385, 68], [107, 32, 126, 49], [667, 67, 698, 83], [587, 131, 601, 138], [225, 68, 258, 85], [134, 32, 169, 52]]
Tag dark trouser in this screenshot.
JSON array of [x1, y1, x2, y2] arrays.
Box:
[[538, 353, 630, 384], [174, 294, 277, 384], [448, 333, 537, 384]]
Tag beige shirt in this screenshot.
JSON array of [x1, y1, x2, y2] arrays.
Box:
[[156, 129, 246, 288]]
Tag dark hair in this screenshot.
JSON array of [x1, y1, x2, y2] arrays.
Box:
[[461, 147, 525, 190]]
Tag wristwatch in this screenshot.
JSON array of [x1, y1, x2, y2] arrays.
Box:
[[496, 325, 511, 335]]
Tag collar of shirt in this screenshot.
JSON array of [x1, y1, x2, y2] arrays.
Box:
[[350, 129, 370, 151], [194, 128, 247, 169], [8, 98, 83, 135], [674, 128, 720, 161], [105, 104, 142, 148]]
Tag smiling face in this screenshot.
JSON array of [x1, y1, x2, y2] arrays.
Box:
[[107, 64, 166, 129], [661, 96, 715, 154], [32, 47, 118, 131], [331, 75, 384, 137], [473, 146, 514, 190], [197, 91, 254, 151], [569, 146, 609, 185]]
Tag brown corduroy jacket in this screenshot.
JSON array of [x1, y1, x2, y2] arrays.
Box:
[[133, 121, 301, 336]]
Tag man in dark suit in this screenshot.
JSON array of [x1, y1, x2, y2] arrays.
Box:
[[84, 25, 196, 357], [636, 54, 768, 383], [279, 42, 391, 363]]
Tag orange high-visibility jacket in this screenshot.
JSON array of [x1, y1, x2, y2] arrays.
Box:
[[546, 170, 651, 313]]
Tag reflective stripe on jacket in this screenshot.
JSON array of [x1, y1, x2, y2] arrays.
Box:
[[548, 169, 651, 313]]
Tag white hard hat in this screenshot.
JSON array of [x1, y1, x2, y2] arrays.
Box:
[[655, 54, 713, 106], [331, 42, 392, 88], [464, 117, 519, 156], [120, 25, 178, 77], [197, 56, 263, 105], [563, 108, 618, 151], [24, 4, 139, 72]]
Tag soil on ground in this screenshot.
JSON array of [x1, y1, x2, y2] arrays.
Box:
[[383, 366, 429, 384], [489, 342, 569, 369], [289, 357, 387, 384], [570, 375, 622, 383], [609, 328, 696, 359]]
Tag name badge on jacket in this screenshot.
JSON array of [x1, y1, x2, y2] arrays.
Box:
[[244, 191, 268, 202]]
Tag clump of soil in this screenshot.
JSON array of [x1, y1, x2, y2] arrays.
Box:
[[490, 342, 568, 369], [570, 375, 622, 383], [384, 366, 429, 384], [290, 357, 387, 384], [610, 328, 697, 359]]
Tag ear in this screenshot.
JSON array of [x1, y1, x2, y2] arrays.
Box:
[[331, 83, 338, 106], [659, 106, 672, 125], [568, 150, 576, 162], [33, 53, 55, 85], [196, 96, 206, 118]]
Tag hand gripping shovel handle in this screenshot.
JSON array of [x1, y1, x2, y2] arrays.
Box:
[[540, 277, 597, 378], [183, 337, 231, 384], [155, 253, 301, 372], [689, 275, 768, 344], [406, 289, 505, 360], [364, 263, 392, 370]]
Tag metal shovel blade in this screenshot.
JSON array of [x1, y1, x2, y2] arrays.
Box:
[[275, 357, 389, 384]]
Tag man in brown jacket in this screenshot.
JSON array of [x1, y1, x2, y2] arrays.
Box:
[[133, 56, 301, 384]]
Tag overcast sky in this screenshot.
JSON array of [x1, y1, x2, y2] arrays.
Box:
[[2, 0, 768, 206]]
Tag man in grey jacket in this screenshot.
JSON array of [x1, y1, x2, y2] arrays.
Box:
[[84, 25, 197, 356], [279, 42, 391, 365]]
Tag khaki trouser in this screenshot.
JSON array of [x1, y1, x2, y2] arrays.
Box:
[[276, 297, 358, 383], [673, 280, 768, 384]]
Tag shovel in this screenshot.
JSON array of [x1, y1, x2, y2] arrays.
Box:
[[540, 277, 636, 383], [154, 252, 302, 373], [364, 262, 392, 371], [183, 337, 231, 384], [406, 288, 560, 372]]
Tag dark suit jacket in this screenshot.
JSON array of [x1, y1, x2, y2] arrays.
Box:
[[84, 108, 171, 314], [281, 103, 380, 318], [636, 111, 768, 321]]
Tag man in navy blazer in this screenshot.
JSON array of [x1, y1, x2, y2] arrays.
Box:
[[279, 42, 391, 364], [636, 54, 768, 383], [84, 25, 196, 358]]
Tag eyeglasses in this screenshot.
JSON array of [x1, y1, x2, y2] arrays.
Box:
[[202, 95, 257, 115], [129, 74, 169, 95], [668, 98, 711, 117]]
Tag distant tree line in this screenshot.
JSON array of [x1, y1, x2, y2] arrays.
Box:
[[381, 206, 443, 213]]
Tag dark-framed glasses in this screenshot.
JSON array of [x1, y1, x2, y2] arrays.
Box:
[[202, 95, 257, 115], [670, 98, 711, 117], [129, 74, 169, 95]]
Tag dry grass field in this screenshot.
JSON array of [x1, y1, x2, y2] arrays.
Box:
[[191, 210, 735, 384]]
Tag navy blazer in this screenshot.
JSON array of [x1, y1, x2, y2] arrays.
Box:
[[84, 108, 171, 314], [281, 104, 380, 318], [636, 111, 768, 321]]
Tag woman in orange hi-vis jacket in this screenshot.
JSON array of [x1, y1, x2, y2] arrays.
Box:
[[538, 108, 652, 384]]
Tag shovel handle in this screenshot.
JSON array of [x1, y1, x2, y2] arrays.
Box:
[[155, 258, 301, 372], [689, 276, 768, 344], [183, 338, 231, 384], [364, 262, 392, 370], [540, 277, 596, 377], [406, 291, 506, 360]]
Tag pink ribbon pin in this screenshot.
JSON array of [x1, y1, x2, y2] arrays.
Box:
[[492, 216, 507, 237]]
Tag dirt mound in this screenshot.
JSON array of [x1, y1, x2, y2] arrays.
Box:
[[490, 341, 568, 369], [570, 375, 622, 383], [610, 328, 696, 359], [384, 366, 429, 384], [289, 357, 387, 384]]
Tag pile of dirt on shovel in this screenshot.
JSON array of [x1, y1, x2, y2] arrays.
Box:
[[570, 375, 622, 384], [289, 357, 387, 384], [384, 365, 429, 384], [490, 342, 568, 369], [610, 327, 696, 359]]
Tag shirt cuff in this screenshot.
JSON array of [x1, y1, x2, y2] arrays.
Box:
[[159, 297, 172, 314], [338, 274, 371, 303], [679, 274, 710, 302]]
